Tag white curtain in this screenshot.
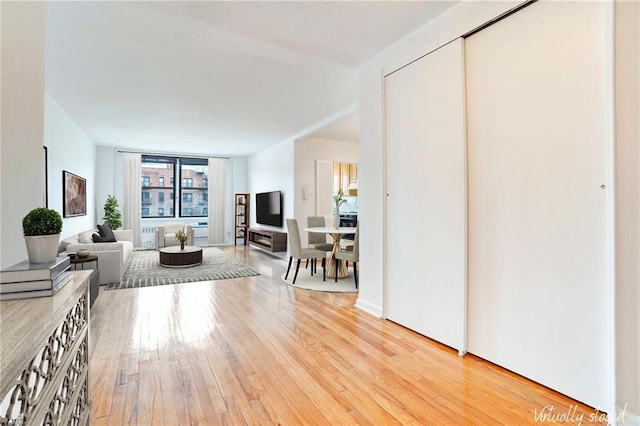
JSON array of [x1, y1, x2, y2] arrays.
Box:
[[122, 153, 142, 247], [208, 158, 226, 244]]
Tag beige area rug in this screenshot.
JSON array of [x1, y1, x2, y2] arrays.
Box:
[[105, 247, 259, 290], [281, 271, 358, 293]]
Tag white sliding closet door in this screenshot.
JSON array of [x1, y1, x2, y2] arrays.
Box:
[[385, 39, 467, 352], [466, 2, 612, 408]]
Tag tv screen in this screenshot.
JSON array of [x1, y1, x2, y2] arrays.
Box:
[[255, 191, 282, 227]]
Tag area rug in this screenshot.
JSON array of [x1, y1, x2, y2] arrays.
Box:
[[105, 247, 259, 290], [281, 272, 358, 293]]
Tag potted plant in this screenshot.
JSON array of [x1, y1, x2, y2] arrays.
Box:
[[175, 229, 188, 250], [22, 207, 63, 263], [103, 195, 122, 230], [332, 189, 346, 229]]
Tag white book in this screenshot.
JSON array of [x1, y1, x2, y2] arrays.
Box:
[[0, 272, 73, 301], [0, 270, 72, 293]]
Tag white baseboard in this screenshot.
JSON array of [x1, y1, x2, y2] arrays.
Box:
[[354, 298, 383, 318]]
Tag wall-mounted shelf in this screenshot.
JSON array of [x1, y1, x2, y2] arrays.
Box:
[[248, 228, 287, 252]]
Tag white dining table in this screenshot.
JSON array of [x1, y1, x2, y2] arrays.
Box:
[[303, 226, 357, 279]]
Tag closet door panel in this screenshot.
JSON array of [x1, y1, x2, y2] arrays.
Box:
[[466, 1, 611, 408], [385, 39, 467, 351]]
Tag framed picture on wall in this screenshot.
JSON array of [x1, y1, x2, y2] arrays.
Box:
[[63, 170, 86, 217]]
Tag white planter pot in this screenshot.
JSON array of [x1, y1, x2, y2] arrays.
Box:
[[24, 234, 60, 264]]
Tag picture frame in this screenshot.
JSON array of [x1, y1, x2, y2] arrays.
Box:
[[63, 170, 86, 217]]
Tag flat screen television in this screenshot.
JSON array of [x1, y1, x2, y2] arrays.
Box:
[[255, 190, 283, 227]]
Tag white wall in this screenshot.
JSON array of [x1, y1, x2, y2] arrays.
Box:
[[614, 0, 640, 419], [44, 93, 97, 241], [95, 145, 119, 226], [356, 1, 520, 317], [1, 2, 46, 268], [248, 139, 293, 257], [293, 136, 358, 244]]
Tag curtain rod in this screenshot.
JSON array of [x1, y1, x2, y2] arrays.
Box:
[[117, 149, 230, 160]]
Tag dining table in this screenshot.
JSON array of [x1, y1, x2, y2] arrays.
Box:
[[303, 226, 357, 279]]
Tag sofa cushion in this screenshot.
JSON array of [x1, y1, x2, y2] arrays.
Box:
[[78, 230, 96, 244], [97, 224, 117, 242], [163, 223, 185, 235]]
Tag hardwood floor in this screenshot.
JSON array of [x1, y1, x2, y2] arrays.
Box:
[[90, 246, 601, 425]]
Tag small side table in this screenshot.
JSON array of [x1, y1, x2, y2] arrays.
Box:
[[70, 254, 99, 271]]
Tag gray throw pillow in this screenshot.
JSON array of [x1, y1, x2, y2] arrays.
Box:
[[97, 224, 117, 242]]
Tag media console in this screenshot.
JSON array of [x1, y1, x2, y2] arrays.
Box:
[[248, 228, 287, 252]]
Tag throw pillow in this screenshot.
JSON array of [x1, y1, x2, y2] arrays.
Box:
[[78, 230, 96, 244], [91, 233, 102, 243], [97, 224, 117, 242]]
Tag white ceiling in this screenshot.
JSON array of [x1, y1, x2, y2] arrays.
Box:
[[45, 1, 455, 156]]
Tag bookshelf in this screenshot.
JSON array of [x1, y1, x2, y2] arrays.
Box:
[[234, 193, 249, 246]]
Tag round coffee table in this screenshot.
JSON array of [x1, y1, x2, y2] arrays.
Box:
[[159, 246, 203, 268]]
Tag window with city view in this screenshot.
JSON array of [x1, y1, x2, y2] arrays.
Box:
[[140, 156, 209, 218]]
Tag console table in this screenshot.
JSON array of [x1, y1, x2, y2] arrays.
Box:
[[0, 271, 91, 425]]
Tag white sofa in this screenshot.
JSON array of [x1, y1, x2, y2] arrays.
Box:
[[155, 223, 194, 248], [61, 229, 134, 285]]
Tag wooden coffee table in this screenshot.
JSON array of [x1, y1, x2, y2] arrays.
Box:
[[159, 246, 203, 268]]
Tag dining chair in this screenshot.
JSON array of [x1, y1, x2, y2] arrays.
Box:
[[285, 218, 326, 284], [306, 216, 334, 252], [335, 224, 359, 288], [305, 216, 333, 271]]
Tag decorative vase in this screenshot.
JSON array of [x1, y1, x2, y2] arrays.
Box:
[[24, 234, 60, 263], [76, 249, 90, 258], [332, 212, 340, 229], [180, 241, 185, 250]]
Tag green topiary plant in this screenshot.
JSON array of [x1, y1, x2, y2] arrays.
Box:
[[103, 195, 123, 230], [22, 207, 63, 236]]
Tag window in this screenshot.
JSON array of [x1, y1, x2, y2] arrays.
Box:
[[141, 156, 176, 218], [141, 156, 208, 218], [179, 158, 208, 217]]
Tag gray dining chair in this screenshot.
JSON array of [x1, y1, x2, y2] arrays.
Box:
[[285, 218, 326, 284], [335, 223, 359, 288], [306, 216, 334, 252]]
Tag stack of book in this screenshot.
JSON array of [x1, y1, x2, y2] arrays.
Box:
[[0, 256, 72, 301]]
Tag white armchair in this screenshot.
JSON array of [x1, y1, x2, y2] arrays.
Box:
[[155, 223, 195, 248]]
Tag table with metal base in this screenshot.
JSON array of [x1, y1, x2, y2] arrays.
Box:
[[159, 246, 203, 268], [303, 227, 357, 279], [70, 255, 99, 271]]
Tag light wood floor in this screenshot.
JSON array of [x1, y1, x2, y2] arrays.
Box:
[[90, 246, 601, 425]]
